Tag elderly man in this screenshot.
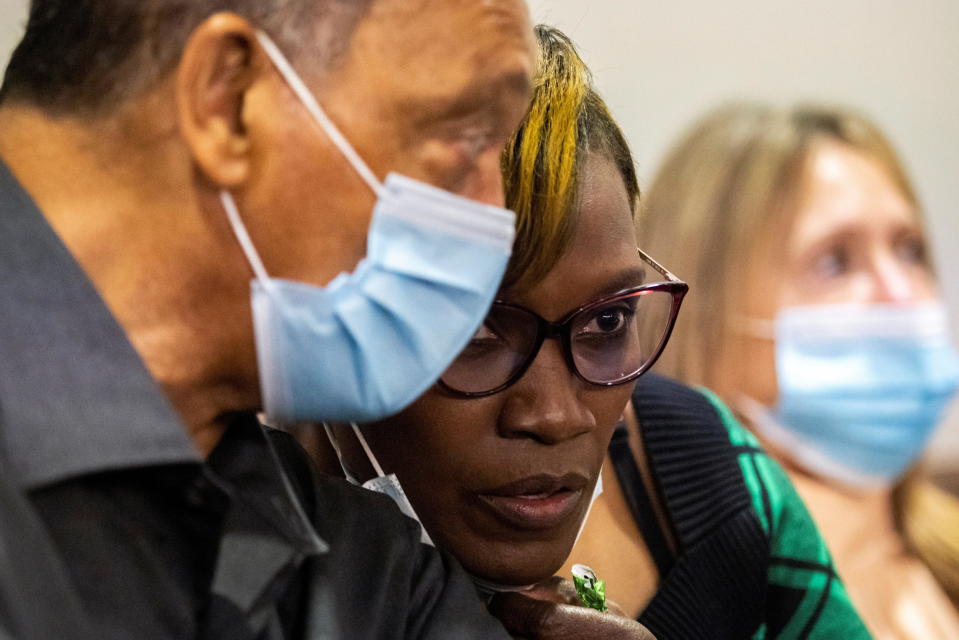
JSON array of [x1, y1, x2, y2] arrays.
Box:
[[0, 1, 658, 639]]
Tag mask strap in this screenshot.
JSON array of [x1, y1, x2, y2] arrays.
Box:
[[321, 422, 362, 485], [735, 316, 776, 341], [220, 191, 273, 287], [254, 31, 384, 198], [572, 471, 604, 548], [351, 422, 387, 479]]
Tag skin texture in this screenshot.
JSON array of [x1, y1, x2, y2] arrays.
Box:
[[735, 137, 935, 409], [356, 153, 645, 586], [0, 0, 534, 455]]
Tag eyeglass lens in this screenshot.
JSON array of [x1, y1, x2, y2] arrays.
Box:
[[439, 304, 540, 395], [440, 288, 676, 395], [570, 289, 673, 384]]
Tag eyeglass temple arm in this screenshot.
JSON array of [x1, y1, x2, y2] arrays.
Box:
[[637, 247, 684, 284]]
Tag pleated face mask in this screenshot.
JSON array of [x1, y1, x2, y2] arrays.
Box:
[[740, 301, 959, 488], [221, 32, 515, 423]]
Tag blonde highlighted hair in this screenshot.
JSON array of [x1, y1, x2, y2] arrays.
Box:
[[500, 25, 638, 293], [640, 101, 959, 606]]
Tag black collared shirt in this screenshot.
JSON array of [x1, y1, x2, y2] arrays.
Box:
[[0, 161, 510, 639]]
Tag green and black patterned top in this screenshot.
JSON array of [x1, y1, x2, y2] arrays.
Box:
[[613, 374, 872, 639]]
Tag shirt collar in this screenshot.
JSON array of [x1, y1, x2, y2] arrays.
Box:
[[0, 160, 199, 489], [208, 418, 327, 555], [0, 160, 330, 632], [204, 417, 328, 634]]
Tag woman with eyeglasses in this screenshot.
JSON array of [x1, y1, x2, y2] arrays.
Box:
[[639, 102, 959, 639], [312, 27, 870, 639]]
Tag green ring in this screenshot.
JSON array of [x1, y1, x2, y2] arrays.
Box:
[[572, 564, 608, 613]]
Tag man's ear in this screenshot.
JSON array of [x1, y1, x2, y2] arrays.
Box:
[[176, 13, 262, 188]]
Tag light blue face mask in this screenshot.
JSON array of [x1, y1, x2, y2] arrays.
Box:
[[740, 302, 959, 488], [221, 32, 515, 423]]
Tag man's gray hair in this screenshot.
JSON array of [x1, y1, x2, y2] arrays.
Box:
[[0, 0, 373, 115]]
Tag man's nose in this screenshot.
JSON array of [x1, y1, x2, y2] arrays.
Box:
[[496, 340, 596, 445]]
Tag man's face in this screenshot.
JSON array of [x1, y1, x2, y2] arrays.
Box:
[[240, 0, 534, 287]]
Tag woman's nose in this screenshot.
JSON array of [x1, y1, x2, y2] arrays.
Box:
[[868, 250, 924, 304], [496, 340, 596, 444]]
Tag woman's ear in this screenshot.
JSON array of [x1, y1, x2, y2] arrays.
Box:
[[176, 13, 261, 188]]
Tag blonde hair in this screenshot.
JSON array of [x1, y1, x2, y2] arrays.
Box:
[[500, 25, 638, 293], [639, 102, 918, 388], [898, 477, 959, 607], [639, 101, 959, 605]]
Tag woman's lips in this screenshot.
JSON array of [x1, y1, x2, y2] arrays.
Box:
[[477, 473, 587, 531]]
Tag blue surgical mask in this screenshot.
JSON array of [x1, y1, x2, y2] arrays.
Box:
[[739, 302, 959, 488], [221, 32, 515, 423]]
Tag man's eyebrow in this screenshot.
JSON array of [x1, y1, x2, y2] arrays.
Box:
[[450, 61, 531, 110], [496, 67, 533, 99], [426, 68, 528, 128]]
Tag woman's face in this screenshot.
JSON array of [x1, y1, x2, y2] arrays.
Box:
[[779, 139, 934, 308], [360, 153, 643, 585], [742, 138, 935, 407]]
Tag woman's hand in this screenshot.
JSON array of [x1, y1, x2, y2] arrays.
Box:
[[489, 577, 655, 639]]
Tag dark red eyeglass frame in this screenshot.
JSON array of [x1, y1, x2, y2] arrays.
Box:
[[438, 248, 688, 398]]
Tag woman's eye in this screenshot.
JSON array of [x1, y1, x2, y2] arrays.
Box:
[[895, 236, 928, 266], [812, 246, 850, 279], [459, 323, 505, 359], [580, 306, 634, 336], [470, 323, 498, 341]]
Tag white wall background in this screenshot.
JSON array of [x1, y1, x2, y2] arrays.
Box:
[[0, 0, 24, 61], [1, 0, 958, 468]]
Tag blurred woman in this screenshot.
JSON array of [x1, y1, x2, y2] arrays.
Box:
[[311, 27, 870, 640], [640, 102, 959, 638]]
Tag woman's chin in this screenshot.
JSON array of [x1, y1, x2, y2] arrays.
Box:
[[462, 540, 574, 588]]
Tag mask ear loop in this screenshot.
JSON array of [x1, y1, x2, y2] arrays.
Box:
[[220, 191, 274, 290], [572, 471, 603, 547], [321, 422, 362, 485], [347, 422, 436, 547], [222, 33, 386, 293], [254, 31, 384, 199], [350, 422, 387, 479], [734, 316, 777, 341]]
